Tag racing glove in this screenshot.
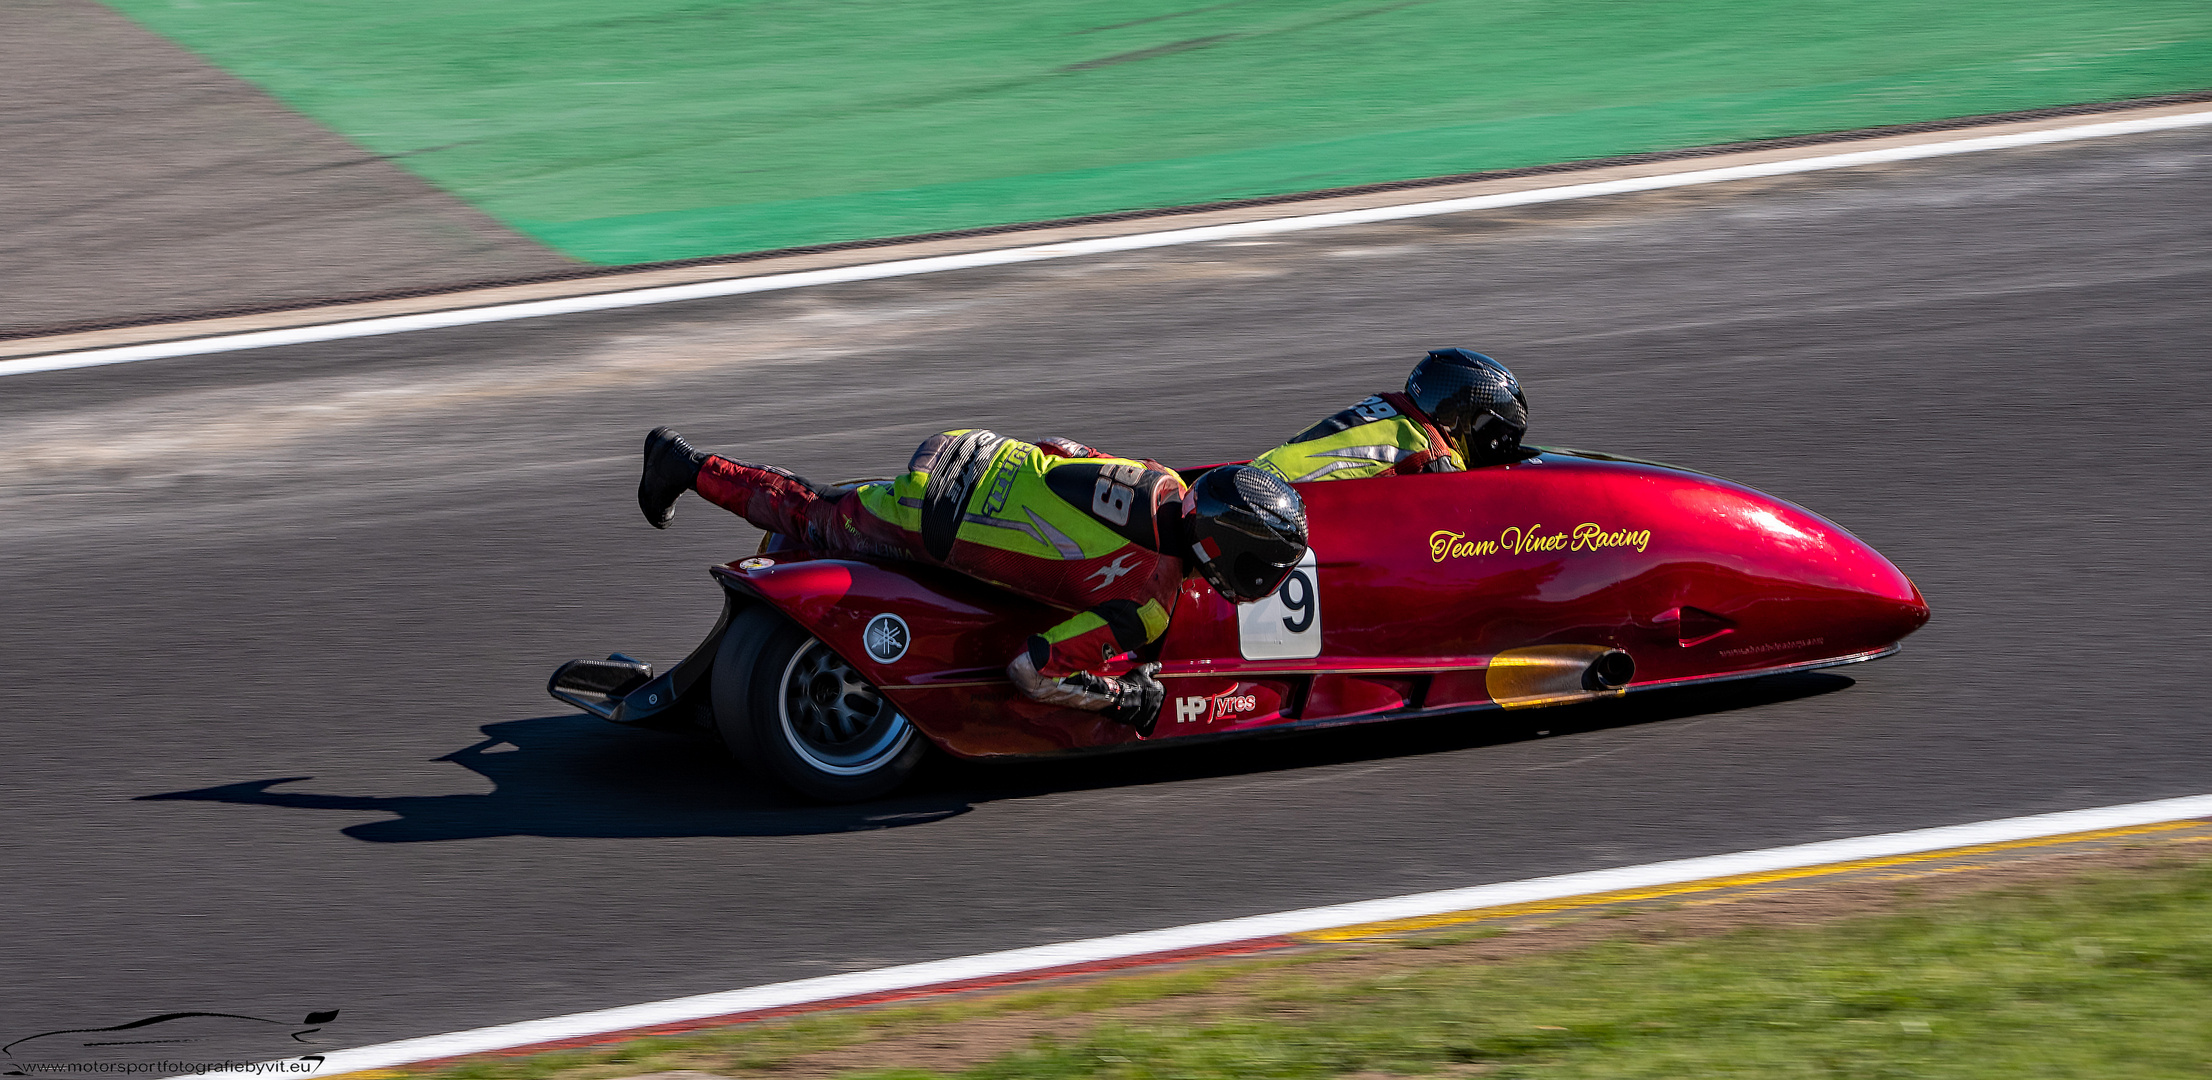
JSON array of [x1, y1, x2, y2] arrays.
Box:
[[1006, 655, 1167, 737], [1101, 662, 1165, 737]]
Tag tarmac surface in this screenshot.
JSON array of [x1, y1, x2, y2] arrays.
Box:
[[0, 0, 570, 336], [1, 125, 2207, 1060]]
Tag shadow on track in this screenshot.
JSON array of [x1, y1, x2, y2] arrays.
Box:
[[135, 712, 962, 841], [138, 672, 1852, 842]]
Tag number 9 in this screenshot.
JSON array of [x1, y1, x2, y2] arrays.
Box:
[[1279, 569, 1314, 633]]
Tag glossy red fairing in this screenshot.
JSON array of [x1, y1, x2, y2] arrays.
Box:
[[715, 450, 1928, 758]]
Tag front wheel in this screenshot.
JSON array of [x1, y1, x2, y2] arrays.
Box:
[[712, 607, 929, 802]]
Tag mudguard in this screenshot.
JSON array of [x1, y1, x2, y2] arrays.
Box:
[[709, 556, 1125, 756]]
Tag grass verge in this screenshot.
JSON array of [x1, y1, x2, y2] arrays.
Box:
[[411, 849, 2212, 1080], [102, 0, 2212, 263]]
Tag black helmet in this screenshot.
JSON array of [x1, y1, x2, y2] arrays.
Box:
[[1185, 465, 1308, 603], [1406, 348, 1528, 465]]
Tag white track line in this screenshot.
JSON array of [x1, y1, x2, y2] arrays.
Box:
[[13, 107, 2212, 382], [170, 792, 2212, 1080]]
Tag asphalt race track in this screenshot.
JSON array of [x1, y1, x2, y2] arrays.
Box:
[[2, 126, 2207, 1056]]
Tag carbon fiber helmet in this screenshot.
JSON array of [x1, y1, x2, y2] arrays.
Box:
[[1406, 348, 1528, 465], [1186, 465, 1308, 603]]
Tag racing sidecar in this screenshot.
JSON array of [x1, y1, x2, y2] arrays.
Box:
[[551, 448, 1929, 801]]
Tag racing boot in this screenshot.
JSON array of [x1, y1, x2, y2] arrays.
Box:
[[638, 427, 710, 529]]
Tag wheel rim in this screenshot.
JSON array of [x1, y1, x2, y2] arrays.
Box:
[[776, 638, 914, 776]]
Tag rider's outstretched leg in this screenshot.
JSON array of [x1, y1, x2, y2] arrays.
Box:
[[690, 452, 843, 539], [641, 428, 919, 559], [639, 426, 843, 535]]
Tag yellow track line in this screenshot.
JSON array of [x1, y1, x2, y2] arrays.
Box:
[[1298, 819, 2204, 942]]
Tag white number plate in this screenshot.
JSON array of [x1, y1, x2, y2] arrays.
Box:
[[1237, 548, 1320, 660]]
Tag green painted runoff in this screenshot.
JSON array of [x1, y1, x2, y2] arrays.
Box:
[[102, 0, 2212, 264]]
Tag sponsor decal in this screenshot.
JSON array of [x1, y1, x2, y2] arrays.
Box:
[[1172, 690, 1262, 725], [1087, 553, 1138, 589], [862, 613, 911, 663], [737, 557, 775, 571], [1717, 636, 1824, 658], [977, 442, 1030, 518], [1211, 693, 1259, 719], [1429, 522, 1653, 562], [1564, 522, 1655, 554], [1428, 530, 1491, 561]]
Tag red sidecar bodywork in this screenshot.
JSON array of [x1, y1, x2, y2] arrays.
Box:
[[696, 448, 1928, 758]]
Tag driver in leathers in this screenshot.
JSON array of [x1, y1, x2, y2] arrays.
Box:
[[636, 427, 1308, 736], [1253, 348, 1529, 482]]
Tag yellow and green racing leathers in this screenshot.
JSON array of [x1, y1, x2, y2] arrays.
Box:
[[839, 431, 1186, 678], [1251, 391, 1463, 483]]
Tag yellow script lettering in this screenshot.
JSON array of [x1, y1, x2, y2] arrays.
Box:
[[1428, 530, 1465, 562], [1435, 521, 1650, 560]]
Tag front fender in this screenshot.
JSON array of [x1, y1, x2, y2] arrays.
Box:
[[711, 555, 1162, 757], [712, 554, 1063, 690]]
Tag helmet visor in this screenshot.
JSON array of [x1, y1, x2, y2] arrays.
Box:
[[1199, 552, 1292, 604]]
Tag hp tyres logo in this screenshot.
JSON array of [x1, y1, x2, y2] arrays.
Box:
[[863, 613, 910, 663], [1174, 692, 1259, 725], [1215, 693, 1258, 717]]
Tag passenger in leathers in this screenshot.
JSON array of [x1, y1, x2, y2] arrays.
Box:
[[636, 428, 1308, 736], [1253, 349, 1530, 482]]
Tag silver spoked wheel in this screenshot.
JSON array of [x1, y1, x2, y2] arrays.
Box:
[[776, 638, 915, 776]]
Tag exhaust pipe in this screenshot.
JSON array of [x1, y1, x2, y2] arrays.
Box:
[[1486, 645, 1635, 709], [1584, 648, 1636, 690]]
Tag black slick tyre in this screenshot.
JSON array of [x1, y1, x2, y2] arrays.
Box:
[[711, 606, 928, 802]]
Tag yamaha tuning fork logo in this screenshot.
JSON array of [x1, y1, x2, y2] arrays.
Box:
[[863, 613, 910, 663]]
